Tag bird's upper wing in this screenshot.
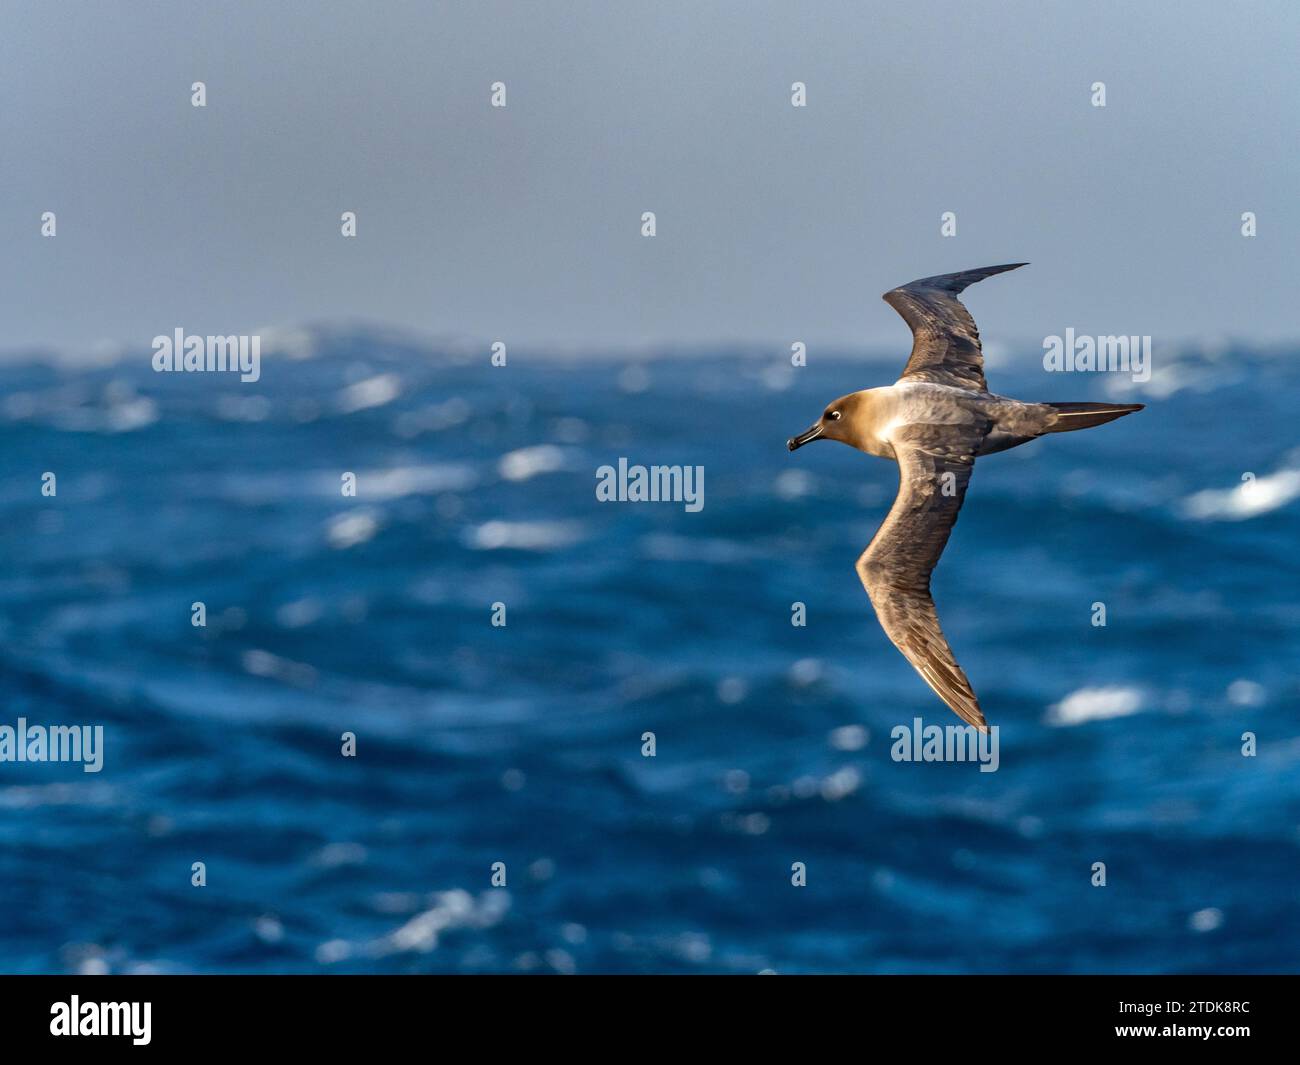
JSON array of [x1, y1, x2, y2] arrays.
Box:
[[856, 424, 988, 730], [882, 263, 1027, 392]]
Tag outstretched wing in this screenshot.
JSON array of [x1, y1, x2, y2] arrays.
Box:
[[882, 263, 1027, 392], [856, 425, 988, 730]]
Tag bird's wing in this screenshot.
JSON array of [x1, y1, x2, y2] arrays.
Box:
[[882, 263, 1027, 392], [856, 424, 988, 731]]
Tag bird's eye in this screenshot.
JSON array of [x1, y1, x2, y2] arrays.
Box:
[[827, 410, 842, 421]]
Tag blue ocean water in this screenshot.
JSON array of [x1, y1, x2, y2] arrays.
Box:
[[1, 330, 1297, 974]]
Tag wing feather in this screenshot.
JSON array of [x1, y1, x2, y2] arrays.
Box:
[[882, 263, 1027, 392], [856, 426, 988, 730]]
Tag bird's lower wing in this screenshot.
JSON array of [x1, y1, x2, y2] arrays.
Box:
[[856, 427, 988, 731]]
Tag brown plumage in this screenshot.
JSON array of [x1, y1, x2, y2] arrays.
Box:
[[787, 264, 1143, 730]]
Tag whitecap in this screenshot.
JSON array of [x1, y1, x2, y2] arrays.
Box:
[[789, 658, 824, 686], [774, 468, 814, 499], [829, 724, 869, 751], [241, 648, 319, 687], [356, 464, 476, 499], [821, 766, 862, 801], [338, 373, 401, 413], [1226, 679, 1265, 707], [498, 444, 570, 482], [393, 397, 471, 437], [254, 915, 284, 944], [276, 597, 323, 629], [1045, 685, 1143, 727], [327, 509, 380, 548], [463, 520, 584, 551], [367, 890, 510, 956], [105, 395, 158, 432], [1181, 468, 1300, 521], [315, 940, 352, 965], [1103, 359, 1219, 400]]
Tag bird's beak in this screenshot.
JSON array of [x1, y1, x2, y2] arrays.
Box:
[[787, 422, 823, 451]]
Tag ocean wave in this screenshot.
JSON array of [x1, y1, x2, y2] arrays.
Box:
[[462, 520, 586, 551], [4, 337, 1299, 974], [1181, 467, 1300, 521], [1044, 686, 1144, 727]]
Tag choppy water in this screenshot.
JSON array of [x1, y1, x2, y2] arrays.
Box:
[[1, 329, 1297, 973]]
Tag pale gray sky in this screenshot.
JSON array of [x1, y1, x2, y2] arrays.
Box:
[[2, 0, 1297, 355]]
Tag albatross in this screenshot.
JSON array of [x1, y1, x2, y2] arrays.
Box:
[[786, 264, 1143, 731]]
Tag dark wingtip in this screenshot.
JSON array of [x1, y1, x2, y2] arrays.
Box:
[[889, 261, 1030, 298]]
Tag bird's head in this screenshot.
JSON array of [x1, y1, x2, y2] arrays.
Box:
[[787, 392, 870, 452]]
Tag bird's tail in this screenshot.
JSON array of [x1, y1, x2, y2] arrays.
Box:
[[1042, 401, 1144, 433]]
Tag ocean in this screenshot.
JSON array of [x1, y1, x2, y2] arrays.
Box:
[[1, 329, 1297, 973]]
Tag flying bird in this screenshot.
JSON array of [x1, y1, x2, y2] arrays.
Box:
[[787, 264, 1142, 731]]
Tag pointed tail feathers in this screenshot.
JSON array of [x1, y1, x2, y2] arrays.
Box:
[[1043, 401, 1144, 433]]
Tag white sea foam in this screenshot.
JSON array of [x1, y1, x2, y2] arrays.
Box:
[[1045, 685, 1143, 727], [357, 464, 476, 499], [0, 781, 117, 809], [338, 373, 401, 412], [1226, 679, 1266, 707], [829, 724, 869, 751], [1181, 468, 1300, 521], [326, 509, 381, 548], [240, 649, 319, 687], [498, 444, 570, 482], [464, 520, 584, 551], [364, 890, 510, 957], [392, 397, 471, 437], [774, 469, 814, 500]]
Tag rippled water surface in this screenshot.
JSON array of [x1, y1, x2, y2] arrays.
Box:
[[1, 331, 1297, 973]]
